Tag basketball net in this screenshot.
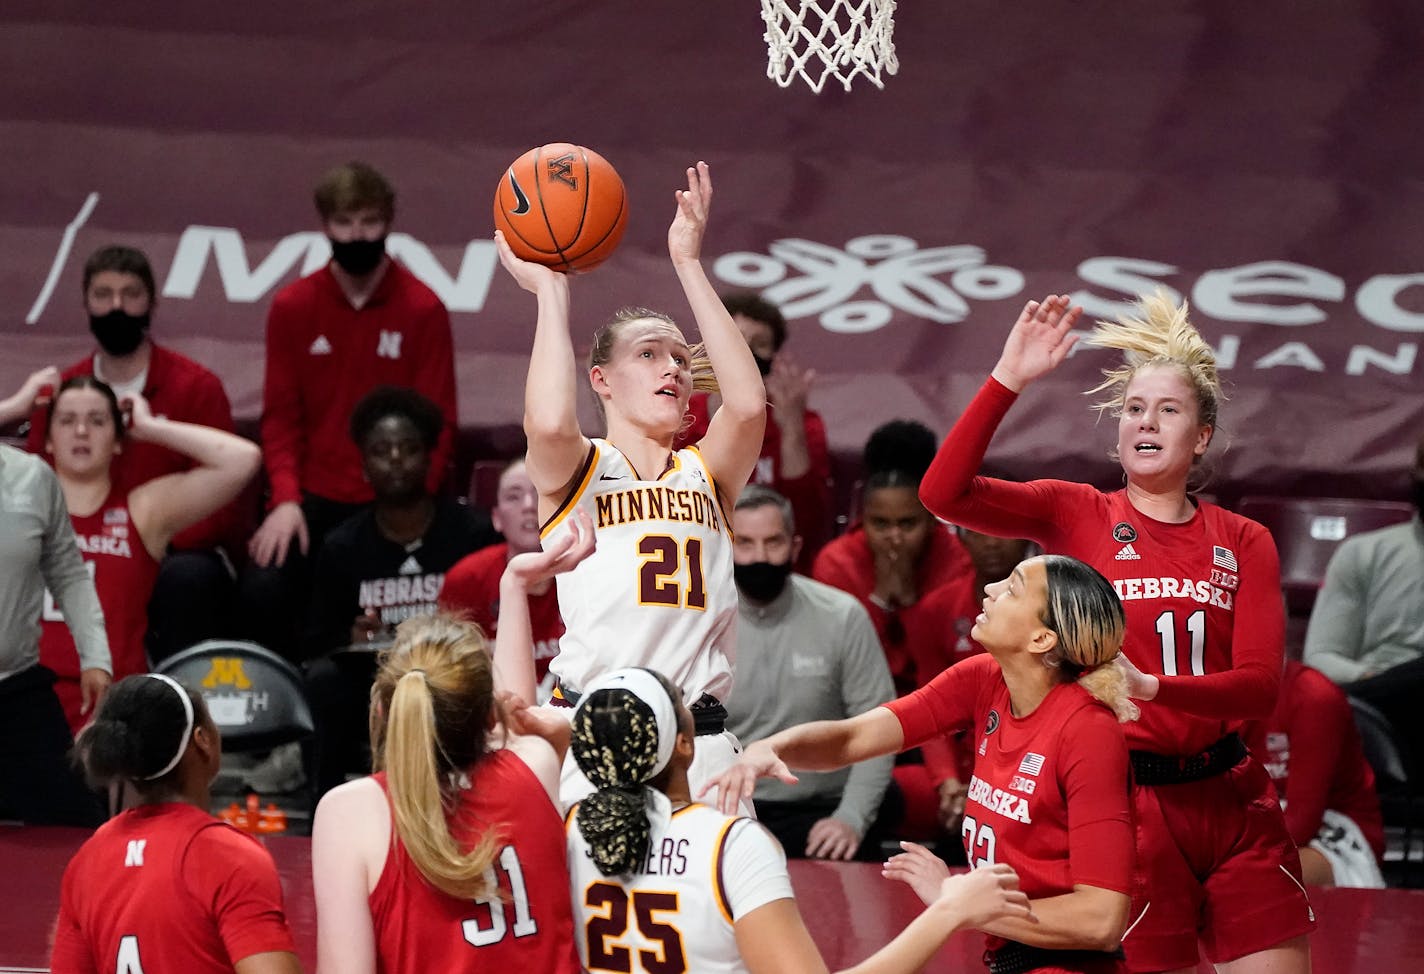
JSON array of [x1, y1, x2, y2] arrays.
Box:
[[761, 0, 899, 93]]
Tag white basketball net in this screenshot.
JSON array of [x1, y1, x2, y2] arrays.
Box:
[[761, 0, 899, 93]]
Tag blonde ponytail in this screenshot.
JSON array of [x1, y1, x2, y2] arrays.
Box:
[[372, 615, 502, 900], [1077, 662, 1140, 724]]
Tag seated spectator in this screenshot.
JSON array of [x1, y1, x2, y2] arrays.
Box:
[[243, 161, 458, 660], [725, 485, 895, 861], [677, 292, 832, 571], [51, 674, 300, 973], [439, 457, 563, 698], [812, 419, 971, 694], [1244, 660, 1386, 888], [1303, 432, 1424, 764], [37, 376, 260, 733], [0, 443, 109, 826], [24, 245, 245, 663], [304, 386, 495, 795]]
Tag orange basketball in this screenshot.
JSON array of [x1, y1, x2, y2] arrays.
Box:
[[493, 143, 628, 273]]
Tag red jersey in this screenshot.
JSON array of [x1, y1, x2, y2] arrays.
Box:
[[438, 543, 563, 685], [679, 395, 832, 570], [812, 524, 974, 693], [26, 343, 241, 552], [51, 802, 294, 973], [900, 576, 986, 784], [39, 488, 161, 732], [920, 377, 1284, 756], [261, 261, 457, 507], [888, 654, 1133, 965], [1245, 661, 1385, 858], [368, 751, 581, 973]]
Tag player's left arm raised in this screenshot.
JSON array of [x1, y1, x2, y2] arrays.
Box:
[[669, 162, 765, 501]]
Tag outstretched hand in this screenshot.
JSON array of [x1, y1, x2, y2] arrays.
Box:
[[668, 161, 713, 267], [494, 229, 569, 293], [698, 739, 798, 815], [991, 294, 1083, 392], [505, 507, 596, 591], [498, 691, 570, 744], [935, 862, 1035, 931], [882, 841, 952, 906]]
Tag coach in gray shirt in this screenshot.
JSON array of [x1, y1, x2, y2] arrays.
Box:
[[0, 443, 110, 824], [727, 485, 895, 861]]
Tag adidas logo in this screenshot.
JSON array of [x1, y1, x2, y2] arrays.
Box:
[[1114, 543, 1141, 561], [309, 335, 332, 355], [398, 555, 422, 575]]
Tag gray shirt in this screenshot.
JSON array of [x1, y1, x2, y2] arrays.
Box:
[[726, 573, 894, 835], [0, 446, 110, 678], [1303, 516, 1424, 684]]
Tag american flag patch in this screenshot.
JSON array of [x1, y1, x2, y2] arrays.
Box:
[[1018, 753, 1045, 776], [1213, 546, 1238, 571]]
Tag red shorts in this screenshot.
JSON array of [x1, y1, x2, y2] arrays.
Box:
[[1123, 755, 1316, 971]]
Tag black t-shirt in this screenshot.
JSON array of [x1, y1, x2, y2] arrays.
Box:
[[306, 497, 497, 655]]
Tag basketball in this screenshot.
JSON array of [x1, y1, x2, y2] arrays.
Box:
[[493, 143, 628, 273]]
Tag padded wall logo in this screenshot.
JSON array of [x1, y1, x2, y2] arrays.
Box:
[[709, 235, 1424, 377]]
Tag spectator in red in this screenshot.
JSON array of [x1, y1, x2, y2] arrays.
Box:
[[1244, 660, 1386, 888], [242, 161, 458, 659], [677, 293, 831, 571], [438, 457, 564, 698], [812, 419, 972, 694], [24, 245, 245, 663]]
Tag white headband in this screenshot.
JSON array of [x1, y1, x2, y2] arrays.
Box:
[[577, 668, 679, 778], [142, 674, 195, 781]]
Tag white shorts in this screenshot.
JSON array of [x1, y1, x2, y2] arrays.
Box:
[[559, 724, 756, 819], [1309, 808, 1385, 889]]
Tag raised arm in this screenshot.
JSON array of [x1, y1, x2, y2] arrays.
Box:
[[496, 232, 589, 511], [124, 394, 261, 560], [919, 296, 1082, 535], [670, 163, 766, 501], [0, 366, 58, 427], [491, 507, 595, 702]]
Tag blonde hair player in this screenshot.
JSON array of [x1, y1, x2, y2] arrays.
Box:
[[495, 161, 766, 810], [567, 666, 1034, 974], [311, 511, 594, 973], [915, 293, 1314, 974], [709, 555, 1139, 974]]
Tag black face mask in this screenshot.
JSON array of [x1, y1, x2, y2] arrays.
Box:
[[752, 353, 775, 377], [329, 236, 387, 276], [1412, 477, 1424, 518], [735, 560, 793, 603], [88, 309, 150, 357]]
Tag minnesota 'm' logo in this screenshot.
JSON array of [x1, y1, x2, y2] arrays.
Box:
[[201, 657, 252, 690], [546, 152, 578, 190]]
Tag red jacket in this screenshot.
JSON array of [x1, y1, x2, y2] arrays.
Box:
[[260, 261, 456, 507], [27, 343, 242, 552]]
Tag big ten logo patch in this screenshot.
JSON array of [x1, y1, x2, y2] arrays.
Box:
[[200, 657, 270, 726]]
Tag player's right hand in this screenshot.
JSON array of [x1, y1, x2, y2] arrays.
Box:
[[505, 507, 595, 590], [700, 739, 798, 815], [494, 229, 569, 293], [935, 862, 1034, 931], [990, 294, 1082, 392], [20, 365, 61, 409], [248, 500, 309, 568]]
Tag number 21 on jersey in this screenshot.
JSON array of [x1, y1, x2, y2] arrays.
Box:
[[637, 535, 706, 610]]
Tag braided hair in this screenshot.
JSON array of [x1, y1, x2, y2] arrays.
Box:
[[569, 668, 684, 876]]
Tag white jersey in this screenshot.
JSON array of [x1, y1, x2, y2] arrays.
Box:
[[543, 439, 737, 702], [566, 797, 793, 974]]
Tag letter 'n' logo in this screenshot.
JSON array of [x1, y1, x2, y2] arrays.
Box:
[[546, 152, 577, 190], [377, 330, 403, 359], [202, 657, 252, 690]]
